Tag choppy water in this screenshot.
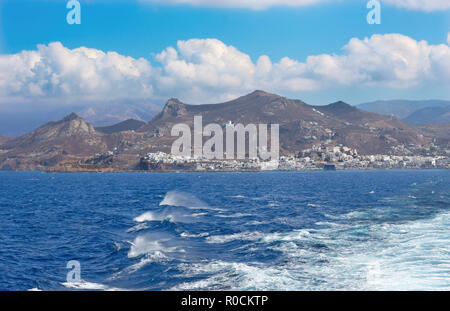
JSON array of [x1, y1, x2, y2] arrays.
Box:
[[0, 170, 448, 291]]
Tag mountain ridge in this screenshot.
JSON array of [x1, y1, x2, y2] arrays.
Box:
[[358, 99, 450, 121], [403, 106, 450, 125], [0, 91, 447, 171], [96, 119, 147, 134]]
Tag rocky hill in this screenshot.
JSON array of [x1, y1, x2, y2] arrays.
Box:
[[403, 106, 450, 125], [0, 91, 447, 171], [141, 91, 431, 155]]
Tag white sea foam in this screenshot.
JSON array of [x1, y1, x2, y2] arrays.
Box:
[[62, 280, 124, 291], [269, 211, 450, 290], [171, 209, 450, 291], [206, 229, 311, 244], [172, 261, 302, 291], [262, 230, 311, 243], [128, 234, 185, 259], [206, 231, 264, 244], [133, 212, 158, 222], [180, 232, 209, 238], [231, 195, 246, 199], [133, 209, 198, 224], [216, 213, 252, 218], [160, 191, 210, 209], [108, 252, 170, 281]]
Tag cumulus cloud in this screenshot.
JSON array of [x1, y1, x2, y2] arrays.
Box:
[[154, 38, 257, 101], [383, 0, 450, 12], [0, 34, 449, 106], [0, 42, 154, 106]]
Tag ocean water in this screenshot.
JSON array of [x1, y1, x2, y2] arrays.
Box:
[[0, 170, 448, 291]]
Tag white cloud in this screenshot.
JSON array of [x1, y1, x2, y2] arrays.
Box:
[[140, 0, 450, 11], [0, 34, 449, 106], [154, 38, 256, 101], [383, 0, 450, 12], [0, 42, 154, 105], [447, 32, 450, 45]]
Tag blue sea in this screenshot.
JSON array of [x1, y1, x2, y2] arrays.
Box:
[[0, 170, 449, 291]]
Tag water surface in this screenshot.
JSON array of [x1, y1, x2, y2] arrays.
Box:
[[0, 170, 448, 290]]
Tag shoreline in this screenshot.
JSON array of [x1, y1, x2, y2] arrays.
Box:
[[0, 167, 448, 174]]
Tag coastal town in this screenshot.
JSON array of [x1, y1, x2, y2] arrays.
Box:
[[139, 144, 450, 172]]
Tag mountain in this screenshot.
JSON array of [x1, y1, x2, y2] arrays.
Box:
[[358, 100, 450, 119], [0, 135, 11, 145], [0, 91, 447, 171], [402, 106, 450, 125], [141, 91, 430, 155], [0, 113, 103, 169], [96, 119, 146, 134], [78, 102, 160, 127], [0, 101, 160, 137], [0, 112, 151, 171]]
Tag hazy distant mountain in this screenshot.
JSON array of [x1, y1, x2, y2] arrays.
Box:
[[96, 119, 146, 134], [78, 102, 160, 127], [358, 100, 450, 119], [402, 106, 450, 125], [0, 101, 160, 137], [0, 91, 447, 171]]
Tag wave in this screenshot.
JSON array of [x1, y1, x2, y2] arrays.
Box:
[[216, 212, 252, 218], [131, 191, 220, 226], [133, 212, 161, 222], [268, 211, 450, 290], [128, 233, 185, 259], [160, 191, 210, 209], [172, 261, 302, 291], [133, 209, 200, 224], [206, 231, 264, 244], [61, 280, 124, 291], [230, 195, 246, 199], [180, 232, 209, 238], [170, 209, 450, 290], [126, 223, 149, 233], [205, 229, 311, 244]]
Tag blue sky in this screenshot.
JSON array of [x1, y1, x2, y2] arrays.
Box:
[[1, 1, 448, 62], [0, 0, 448, 131]]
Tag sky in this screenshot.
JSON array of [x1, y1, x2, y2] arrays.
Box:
[[0, 0, 449, 133]]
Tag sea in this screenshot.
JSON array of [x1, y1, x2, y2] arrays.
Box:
[[0, 170, 448, 291]]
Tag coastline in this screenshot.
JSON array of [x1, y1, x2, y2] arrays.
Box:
[[1, 167, 448, 174]]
